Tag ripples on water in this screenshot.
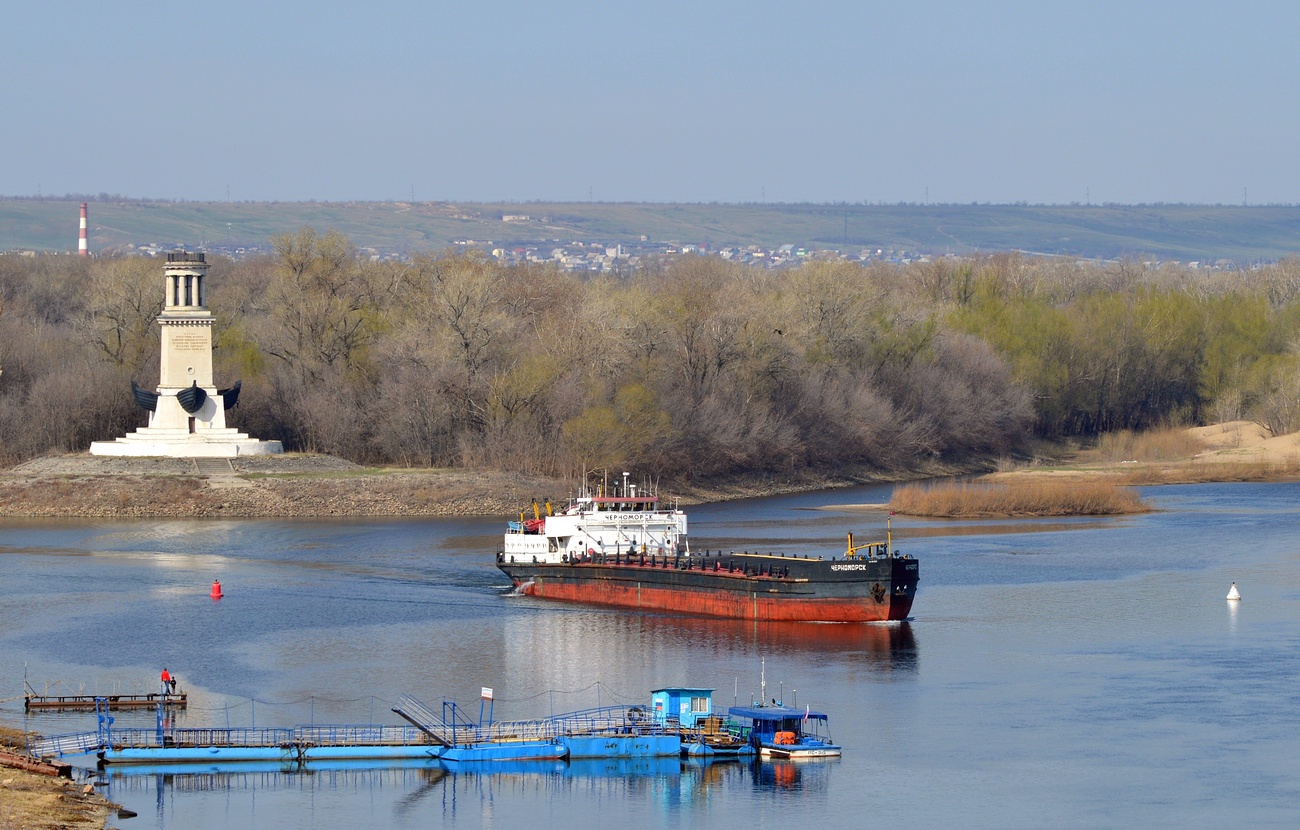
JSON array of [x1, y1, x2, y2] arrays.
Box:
[[2, 482, 1298, 829]]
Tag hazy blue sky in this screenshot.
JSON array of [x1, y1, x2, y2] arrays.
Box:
[[5, 1, 1297, 205]]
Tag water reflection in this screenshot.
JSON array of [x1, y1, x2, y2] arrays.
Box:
[[94, 756, 772, 828], [631, 614, 920, 671], [500, 611, 919, 709], [749, 757, 835, 793]]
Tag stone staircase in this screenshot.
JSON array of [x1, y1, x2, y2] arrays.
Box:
[[193, 458, 235, 476], [193, 457, 253, 488]]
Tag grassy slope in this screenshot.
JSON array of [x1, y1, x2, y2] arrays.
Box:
[[4, 199, 1300, 261]]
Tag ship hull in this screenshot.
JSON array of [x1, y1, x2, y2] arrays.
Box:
[[497, 553, 917, 623]]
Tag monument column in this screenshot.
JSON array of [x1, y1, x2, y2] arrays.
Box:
[[152, 252, 223, 432], [90, 251, 282, 457]]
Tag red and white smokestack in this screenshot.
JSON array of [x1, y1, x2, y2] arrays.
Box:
[[78, 203, 89, 256]]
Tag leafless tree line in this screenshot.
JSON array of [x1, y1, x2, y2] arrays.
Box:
[[5, 231, 1300, 474]]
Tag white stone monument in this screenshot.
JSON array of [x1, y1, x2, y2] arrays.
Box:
[[90, 252, 283, 457]]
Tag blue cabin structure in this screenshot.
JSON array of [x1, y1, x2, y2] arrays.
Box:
[[649, 687, 714, 729]]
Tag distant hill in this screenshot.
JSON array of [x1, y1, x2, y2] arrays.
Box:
[[4, 198, 1300, 262]]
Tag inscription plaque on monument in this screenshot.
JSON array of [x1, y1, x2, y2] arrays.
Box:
[[170, 333, 208, 351]]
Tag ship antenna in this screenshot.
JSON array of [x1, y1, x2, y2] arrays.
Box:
[[761, 658, 766, 706], [888, 510, 894, 552]]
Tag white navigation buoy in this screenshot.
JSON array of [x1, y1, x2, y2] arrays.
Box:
[[1226, 583, 1241, 601]]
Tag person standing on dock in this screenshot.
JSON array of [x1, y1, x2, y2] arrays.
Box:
[[161, 668, 174, 695]]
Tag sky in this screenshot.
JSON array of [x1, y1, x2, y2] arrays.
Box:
[[4, 1, 1299, 205]]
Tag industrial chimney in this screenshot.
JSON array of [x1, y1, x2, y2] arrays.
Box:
[[78, 203, 88, 256]]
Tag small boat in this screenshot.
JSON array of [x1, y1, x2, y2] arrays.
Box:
[[176, 381, 208, 414], [727, 703, 841, 759], [680, 731, 755, 758]]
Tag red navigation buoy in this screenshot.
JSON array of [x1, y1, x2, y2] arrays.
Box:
[[210, 579, 224, 599]]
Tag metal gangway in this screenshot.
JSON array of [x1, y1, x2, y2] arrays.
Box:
[[391, 695, 456, 746], [393, 695, 586, 748], [28, 729, 102, 759], [26, 695, 119, 759]]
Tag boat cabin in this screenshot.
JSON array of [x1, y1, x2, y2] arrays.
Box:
[[727, 704, 834, 748], [502, 473, 689, 565], [650, 687, 714, 729]]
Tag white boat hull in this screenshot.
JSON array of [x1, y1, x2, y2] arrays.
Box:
[[759, 743, 842, 758]]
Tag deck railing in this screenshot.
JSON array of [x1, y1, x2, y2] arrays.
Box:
[[293, 725, 431, 746], [549, 705, 669, 737], [106, 727, 297, 750]]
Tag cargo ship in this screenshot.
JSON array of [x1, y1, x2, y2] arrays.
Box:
[[496, 473, 918, 622]]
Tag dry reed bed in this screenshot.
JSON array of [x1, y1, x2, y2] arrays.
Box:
[[1087, 427, 1207, 462], [890, 480, 1151, 518]]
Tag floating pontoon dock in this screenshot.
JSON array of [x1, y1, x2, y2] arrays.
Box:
[[29, 694, 679, 765], [25, 692, 187, 712]]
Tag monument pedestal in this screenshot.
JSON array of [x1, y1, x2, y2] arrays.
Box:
[[89, 429, 282, 457]]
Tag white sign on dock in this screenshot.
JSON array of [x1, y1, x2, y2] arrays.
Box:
[[481, 687, 494, 700]]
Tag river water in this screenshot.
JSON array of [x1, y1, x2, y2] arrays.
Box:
[[1, 482, 1298, 829]]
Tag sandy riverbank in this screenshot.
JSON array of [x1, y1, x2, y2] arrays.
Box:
[[984, 421, 1300, 485], [0, 454, 569, 518], [0, 727, 114, 830]]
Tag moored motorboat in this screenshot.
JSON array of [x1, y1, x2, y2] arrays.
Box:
[[727, 703, 841, 759]]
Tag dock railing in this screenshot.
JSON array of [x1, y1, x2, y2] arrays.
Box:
[[33, 724, 442, 758], [549, 705, 669, 737], [293, 725, 431, 747], [104, 727, 297, 750], [393, 697, 665, 747]]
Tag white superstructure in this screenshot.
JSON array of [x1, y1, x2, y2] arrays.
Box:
[[502, 472, 688, 564]]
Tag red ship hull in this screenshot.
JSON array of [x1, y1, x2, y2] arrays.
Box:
[[499, 552, 917, 623]]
